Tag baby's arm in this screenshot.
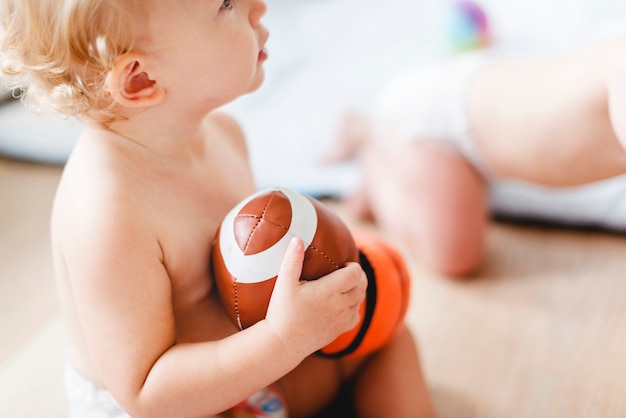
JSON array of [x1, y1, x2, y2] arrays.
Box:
[[66, 197, 365, 418], [140, 238, 365, 417]]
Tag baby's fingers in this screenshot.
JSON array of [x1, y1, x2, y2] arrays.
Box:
[[345, 281, 367, 307], [275, 237, 305, 289], [328, 262, 367, 294]]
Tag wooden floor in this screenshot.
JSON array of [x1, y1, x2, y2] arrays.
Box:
[[0, 158, 67, 417], [1, 156, 626, 417]]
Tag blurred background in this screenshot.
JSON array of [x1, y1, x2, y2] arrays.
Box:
[[4, 0, 626, 194], [226, 0, 626, 196]]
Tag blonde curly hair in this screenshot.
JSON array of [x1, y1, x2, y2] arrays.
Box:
[[0, 0, 149, 124]]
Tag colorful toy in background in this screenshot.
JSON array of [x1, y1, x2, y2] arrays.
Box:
[[447, 0, 491, 52]]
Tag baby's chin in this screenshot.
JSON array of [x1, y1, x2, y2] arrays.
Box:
[[245, 71, 266, 95]]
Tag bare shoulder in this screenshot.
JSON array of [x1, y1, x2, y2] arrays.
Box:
[[51, 129, 159, 261]]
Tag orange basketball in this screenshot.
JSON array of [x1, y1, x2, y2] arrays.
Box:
[[212, 187, 410, 359], [318, 229, 411, 359]]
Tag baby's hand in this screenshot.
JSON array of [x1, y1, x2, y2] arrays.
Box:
[[265, 237, 367, 361]]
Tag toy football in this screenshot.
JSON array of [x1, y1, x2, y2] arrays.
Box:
[[212, 186, 410, 359], [212, 187, 359, 329]]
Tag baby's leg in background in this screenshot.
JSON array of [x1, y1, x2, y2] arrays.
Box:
[[358, 140, 488, 277]]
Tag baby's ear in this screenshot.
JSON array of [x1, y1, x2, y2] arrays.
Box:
[[106, 53, 165, 108]]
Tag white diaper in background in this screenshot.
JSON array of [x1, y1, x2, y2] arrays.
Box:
[[372, 50, 494, 178]]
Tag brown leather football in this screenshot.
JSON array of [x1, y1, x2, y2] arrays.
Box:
[[212, 187, 359, 330]]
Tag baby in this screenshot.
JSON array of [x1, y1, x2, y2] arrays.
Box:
[[0, 0, 434, 417], [329, 36, 626, 277]]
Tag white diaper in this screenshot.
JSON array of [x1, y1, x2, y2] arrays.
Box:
[[65, 365, 130, 418], [372, 50, 494, 178]]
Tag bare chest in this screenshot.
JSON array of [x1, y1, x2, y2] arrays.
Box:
[[154, 183, 253, 341]]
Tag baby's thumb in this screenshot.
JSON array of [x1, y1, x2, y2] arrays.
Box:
[[275, 237, 305, 288]]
